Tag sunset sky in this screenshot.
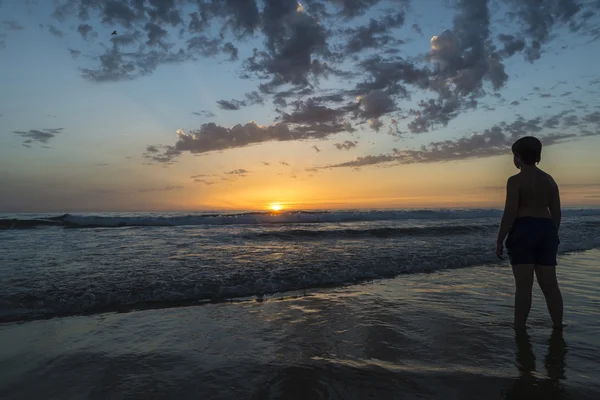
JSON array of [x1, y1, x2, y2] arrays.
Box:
[[1, 0, 599, 212]]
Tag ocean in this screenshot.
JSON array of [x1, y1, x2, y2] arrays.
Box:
[[1, 209, 600, 399]]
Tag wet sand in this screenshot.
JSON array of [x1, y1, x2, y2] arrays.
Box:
[[1, 249, 599, 399]]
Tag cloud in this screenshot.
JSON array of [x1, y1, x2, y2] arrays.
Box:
[[142, 145, 181, 164], [243, 0, 330, 89], [170, 117, 354, 155], [1, 20, 24, 31], [407, 98, 462, 134], [138, 185, 184, 193], [356, 90, 396, 119], [262, 162, 271, 166], [192, 110, 216, 117], [194, 179, 217, 185], [324, 111, 600, 168], [497, 34, 525, 57], [312, 145, 321, 152], [68, 48, 81, 59], [369, 118, 384, 132], [77, 24, 93, 40], [217, 99, 247, 111], [13, 128, 63, 145], [48, 25, 64, 38], [225, 169, 250, 176], [279, 161, 290, 166], [343, 11, 405, 54], [280, 99, 345, 124], [334, 140, 358, 150]]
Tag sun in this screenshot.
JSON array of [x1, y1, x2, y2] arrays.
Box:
[[269, 203, 283, 211]]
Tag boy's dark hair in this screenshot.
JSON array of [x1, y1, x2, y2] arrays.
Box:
[[512, 136, 542, 165]]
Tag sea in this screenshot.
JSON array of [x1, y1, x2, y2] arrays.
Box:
[[1, 208, 600, 399]]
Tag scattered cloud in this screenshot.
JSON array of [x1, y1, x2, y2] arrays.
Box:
[[334, 140, 358, 150], [138, 185, 184, 193], [225, 169, 250, 176], [13, 128, 63, 145], [192, 110, 216, 118], [279, 161, 290, 166], [312, 145, 321, 153], [217, 99, 247, 111], [47, 24, 64, 38], [142, 145, 181, 164]]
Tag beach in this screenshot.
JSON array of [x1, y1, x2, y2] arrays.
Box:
[[1, 246, 599, 399]]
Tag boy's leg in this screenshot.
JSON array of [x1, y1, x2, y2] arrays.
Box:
[[512, 265, 535, 329], [535, 265, 564, 328]]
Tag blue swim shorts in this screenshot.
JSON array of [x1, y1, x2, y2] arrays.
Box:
[[505, 217, 560, 266]]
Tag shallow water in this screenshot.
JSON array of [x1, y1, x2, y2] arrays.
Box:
[[1, 249, 599, 399]]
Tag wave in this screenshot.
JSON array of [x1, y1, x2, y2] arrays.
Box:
[[2, 236, 600, 323], [243, 224, 497, 240], [3, 208, 600, 229]]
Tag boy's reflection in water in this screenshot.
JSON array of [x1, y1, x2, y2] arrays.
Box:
[[504, 329, 568, 399]]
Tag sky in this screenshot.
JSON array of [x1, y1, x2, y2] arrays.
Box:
[[1, 0, 600, 212]]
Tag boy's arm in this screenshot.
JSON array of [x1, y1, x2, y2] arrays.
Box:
[[548, 176, 561, 230], [497, 176, 519, 245]]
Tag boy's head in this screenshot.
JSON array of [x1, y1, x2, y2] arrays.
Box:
[[512, 136, 542, 167]]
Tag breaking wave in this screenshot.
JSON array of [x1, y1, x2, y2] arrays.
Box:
[[3, 208, 600, 229]]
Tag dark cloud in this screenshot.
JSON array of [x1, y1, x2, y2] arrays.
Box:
[[225, 169, 250, 176], [192, 110, 215, 117], [48, 24, 64, 38], [325, 111, 600, 168], [13, 128, 63, 145], [262, 162, 271, 166], [369, 118, 384, 132], [222, 42, 238, 61], [77, 23, 93, 40], [497, 33, 525, 57], [407, 98, 461, 134], [187, 34, 221, 56], [243, 0, 330, 89], [412, 23, 422, 35], [217, 99, 247, 110], [279, 161, 290, 166], [325, 0, 381, 18], [81, 46, 191, 82], [68, 48, 81, 59], [334, 140, 358, 150], [356, 89, 396, 120], [172, 121, 330, 154], [142, 145, 181, 163], [312, 145, 321, 152], [102, 1, 137, 27], [281, 99, 345, 124], [144, 22, 168, 48], [343, 11, 405, 53], [510, 100, 520, 106]]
